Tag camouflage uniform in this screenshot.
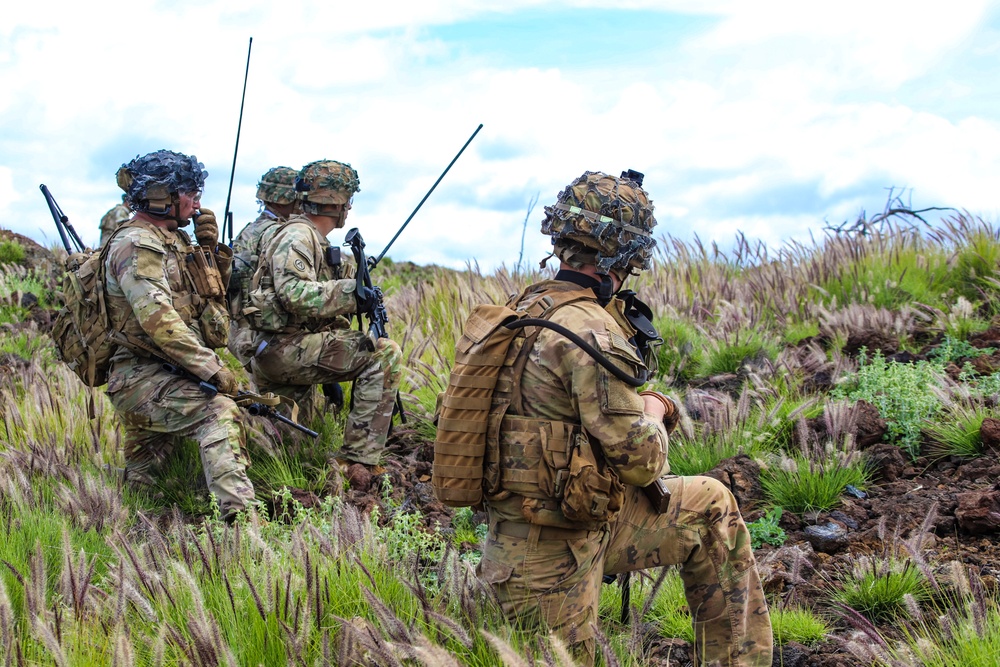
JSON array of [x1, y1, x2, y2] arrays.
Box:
[[104, 151, 254, 518], [476, 172, 771, 666], [248, 215, 401, 463], [228, 167, 300, 367], [99, 199, 132, 248]]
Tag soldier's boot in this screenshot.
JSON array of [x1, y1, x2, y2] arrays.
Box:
[[340, 343, 401, 465]]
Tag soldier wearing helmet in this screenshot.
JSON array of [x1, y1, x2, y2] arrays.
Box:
[[228, 166, 300, 367], [245, 159, 402, 470], [102, 150, 255, 521], [98, 195, 132, 248], [474, 171, 772, 666]]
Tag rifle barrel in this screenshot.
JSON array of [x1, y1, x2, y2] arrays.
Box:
[[372, 123, 483, 267]]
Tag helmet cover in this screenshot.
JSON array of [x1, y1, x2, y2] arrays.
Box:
[[295, 160, 360, 205], [116, 150, 207, 213], [256, 166, 298, 205], [540, 170, 657, 274]]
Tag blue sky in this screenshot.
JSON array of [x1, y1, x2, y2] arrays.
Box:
[[2, 1, 999, 270]]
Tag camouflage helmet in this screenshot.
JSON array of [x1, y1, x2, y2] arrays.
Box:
[[295, 159, 360, 205], [116, 150, 207, 214], [256, 166, 298, 205], [540, 170, 657, 274]]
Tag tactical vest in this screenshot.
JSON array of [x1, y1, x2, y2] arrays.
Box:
[[433, 284, 627, 530], [105, 221, 229, 357], [229, 212, 282, 321], [244, 219, 348, 334]]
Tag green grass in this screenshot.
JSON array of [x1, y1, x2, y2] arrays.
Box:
[[831, 557, 931, 623], [0, 239, 26, 264], [761, 456, 870, 515], [924, 403, 990, 459], [771, 607, 829, 646], [697, 329, 778, 377]]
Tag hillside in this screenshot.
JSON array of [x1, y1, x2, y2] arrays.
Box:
[[2, 211, 1000, 665]]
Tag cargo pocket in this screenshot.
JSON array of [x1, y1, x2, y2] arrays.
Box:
[[199, 300, 230, 349], [477, 557, 514, 587], [560, 432, 625, 527]]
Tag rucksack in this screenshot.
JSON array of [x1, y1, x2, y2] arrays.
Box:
[[50, 241, 120, 390], [432, 303, 523, 507]]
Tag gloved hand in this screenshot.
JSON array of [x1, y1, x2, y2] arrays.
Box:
[[355, 284, 379, 313], [194, 208, 219, 247], [210, 367, 238, 395], [640, 390, 681, 434]]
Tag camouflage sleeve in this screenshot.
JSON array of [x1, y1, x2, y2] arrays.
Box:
[[541, 304, 669, 487], [270, 226, 358, 319], [106, 231, 223, 381], [215, 244, 233, 289]]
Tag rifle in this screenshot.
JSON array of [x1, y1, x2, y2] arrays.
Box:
[[223, 37, 253, 247], [159, 363, 318, 437], [40, 184, 86, 254]]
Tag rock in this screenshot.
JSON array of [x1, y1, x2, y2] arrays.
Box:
[[705, 454, 763, 509], [345, 463, 373, 492], [843, 330, 897, 358], [981, 418, 1000, 458], [885, 351, 921, 365], [866, 443, 907, 482], [854, 400, 888, 449], [772, 641, 809, 667], [956, 490, 1000, 535], [413, 481, 436, 506], [803, 522, 849, 553]]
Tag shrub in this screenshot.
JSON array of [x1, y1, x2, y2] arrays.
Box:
[[928, 335, 993, 365], [831, 556, 931, 622], [761, 456, 870, 515], [697, 329, 778, 377], [747, 507, 787, 549], [771, 607, 829, 646], [924, 403, 989, 459], [0, 239, 26, 265], [833, 350, 944, 458]]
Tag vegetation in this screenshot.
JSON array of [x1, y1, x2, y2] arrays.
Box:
[[4, 211, 1000, 663]]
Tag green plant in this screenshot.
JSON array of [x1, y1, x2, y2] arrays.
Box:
[[833, 350, 945, 458], [924, 403, 990, 459], [654, 316, 705, 384], [451, 506, 487, 546], [697, 329, 778, 377], [928, 335, 994, 364], [771, 607, 829, 646], [761, 456, 870, 515], [784, 321, 819, 346], [747, 507, 787, 548], [0, 239, 26, 265], [831, 556, 931, 622]]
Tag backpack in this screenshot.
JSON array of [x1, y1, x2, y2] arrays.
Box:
[[50, 241, 121, 390], [432, 303, 525, 507]]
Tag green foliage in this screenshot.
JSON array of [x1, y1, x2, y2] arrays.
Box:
[[375, 506, 448, 564], [784, 320, 819, 346], [928, 335, 994, 364], [833, 350, 945, 458], [747, 507, 787, 548], [761, 456, 870, 515], [831, 557, 931, 622], [771, 607, 829, 646], [0, 330, 56, 364], [0, 239, 26, 264], [697, 329, 778, 377], [451, 506, 487, 546], [924, 403, 989, 459], [654, 316, 705, 384], [951, 230, 1000, 307], [898, 601, 1000, 667]]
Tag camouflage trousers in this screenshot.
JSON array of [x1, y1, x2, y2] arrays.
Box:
[[479, 476, 772, 667], [250, 329, 402, 465], [105, 359, 256, 517]]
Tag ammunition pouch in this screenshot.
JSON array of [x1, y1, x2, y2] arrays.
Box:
[[245, 273, 290, 333], [185, 246, 226, 298], [497, 415, 623, 530], [199, 299, 230, 349]]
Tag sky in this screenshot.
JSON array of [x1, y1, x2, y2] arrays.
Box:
[[2, 1, 999, 270]]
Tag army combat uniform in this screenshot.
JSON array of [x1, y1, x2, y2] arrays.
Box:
[[228, 209, 285, 367], [247, 215, 401, 463], [103, 219, 255, 516], [478, 276, 772, 667]]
